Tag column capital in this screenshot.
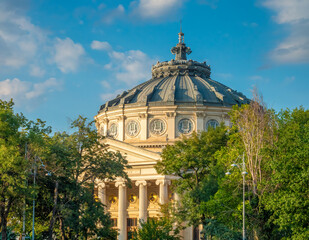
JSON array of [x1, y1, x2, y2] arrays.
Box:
[[115, 181, 126, 188], [155, 179, 171, 186], [97, 182, 106, 189], [135, 180, 147, 187]]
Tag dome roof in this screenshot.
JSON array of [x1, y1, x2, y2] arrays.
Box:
[[99, 32, 249, 112]]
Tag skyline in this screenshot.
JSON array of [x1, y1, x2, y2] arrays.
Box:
[[0, 0, 308, 132]]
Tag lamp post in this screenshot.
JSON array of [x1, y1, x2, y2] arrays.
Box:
[[225, 153, 247, 240], [31, 156, 52, 240]]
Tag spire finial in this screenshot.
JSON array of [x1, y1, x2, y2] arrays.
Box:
[[178, 20, 184, 43], [171, 24, 192, 60]]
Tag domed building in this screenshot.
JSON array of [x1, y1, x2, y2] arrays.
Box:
[[94, 31, 249, 240]]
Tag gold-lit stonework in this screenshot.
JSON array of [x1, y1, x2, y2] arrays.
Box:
[[94, 30, 250, 240]]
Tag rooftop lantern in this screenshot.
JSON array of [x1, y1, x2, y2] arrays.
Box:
[[171, 27, 192, 60]]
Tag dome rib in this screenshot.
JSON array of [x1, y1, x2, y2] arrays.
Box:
[[99, 34, 249, 112]]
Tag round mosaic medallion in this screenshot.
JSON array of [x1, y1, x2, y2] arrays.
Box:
[[128, 194, 137, 203], [149, 192, 158, 203], [107, 123, 118, 137], [178, 118, 193, 134], [126, 120, 140, 137], [109, 196, 117, 204], [150, 119, 166, 136], [206, 119, 219, 130]]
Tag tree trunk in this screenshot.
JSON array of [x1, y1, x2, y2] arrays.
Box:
[[59, 217, 66, 240], [1, 197, 13, 240], [48, 181, 59, 240]]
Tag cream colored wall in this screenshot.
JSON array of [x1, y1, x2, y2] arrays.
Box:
[[95, 105, 231, 152]]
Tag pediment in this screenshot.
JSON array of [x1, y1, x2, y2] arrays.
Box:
[[102, 137, 161, 166]]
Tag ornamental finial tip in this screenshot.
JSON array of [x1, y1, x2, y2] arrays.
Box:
[[178, 20, 184, 43]]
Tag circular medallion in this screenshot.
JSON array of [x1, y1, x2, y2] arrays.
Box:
[[109, 196, 117, 204], [150, 119, 166, 136], [128, 194, 137, 203], [126, 120, 140, 137], [107, 123, 118, 137], [206, 119, 219, 130], [149, 192, 158, 203], [178, 118, 193, 134]]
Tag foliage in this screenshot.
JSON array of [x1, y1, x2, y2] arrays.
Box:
[[263, 107, 309, 239], [32, 116, 128, 239], [132, 218, 181, 240], [0, 100, 30, 240], [156, 125, 228, 237]]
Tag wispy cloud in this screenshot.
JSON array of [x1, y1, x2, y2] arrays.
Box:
[[101, 4, 125, 24], [91, 40, 154, 86], [0, 78, 62, 106], [100, 89, 124, 102], [53, 38, 85, 73], [129, 0, 186, 21], [0, 2, 45, 69], [91, 41, 112, 51], [262, 0, 309, 64]]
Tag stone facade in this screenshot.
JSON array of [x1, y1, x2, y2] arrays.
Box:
[[94, 31, 249, 240]]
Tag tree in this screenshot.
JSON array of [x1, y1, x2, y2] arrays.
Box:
[[132, 218, 181, 240], [0, 100, 28, 240], [263, 107, 309, 239], [156, 125, 228, 238], [229, 90, 275, 196], [39, 116, 129, 239]]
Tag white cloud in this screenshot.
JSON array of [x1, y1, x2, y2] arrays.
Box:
[[0, 3, 45, 68], [133, 0, 184, 19], [101, 4, 125, 24], [101, 81, 111, 89], [263, 0, 309, 24], [30, 65, 45, 77], [100, 89, 124, 102], [91, 40, 112, 51], [262, 0, 309, 63], [53, 38, 85, 73], [92, 41, 153, 85], [0, 78, 62, 106]]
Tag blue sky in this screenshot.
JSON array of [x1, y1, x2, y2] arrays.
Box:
[[0, 0, 308, 132]]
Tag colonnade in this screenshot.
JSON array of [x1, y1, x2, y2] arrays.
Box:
[[97, 179, 171, 240]]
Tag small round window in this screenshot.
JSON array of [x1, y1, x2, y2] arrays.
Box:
[[206, 119, 219, 130]]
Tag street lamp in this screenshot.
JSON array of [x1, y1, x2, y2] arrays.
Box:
[[225, 153, 248, 240], [31, 156, 52, 240]]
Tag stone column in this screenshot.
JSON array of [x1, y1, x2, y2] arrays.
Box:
[[135, 180, 148, 225], [98, 183, 107, 208], [155, 179, 170, 204], [115, 181, 127, 240]]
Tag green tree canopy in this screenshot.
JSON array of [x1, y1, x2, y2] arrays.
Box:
[[156, 125, 228, 236]]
